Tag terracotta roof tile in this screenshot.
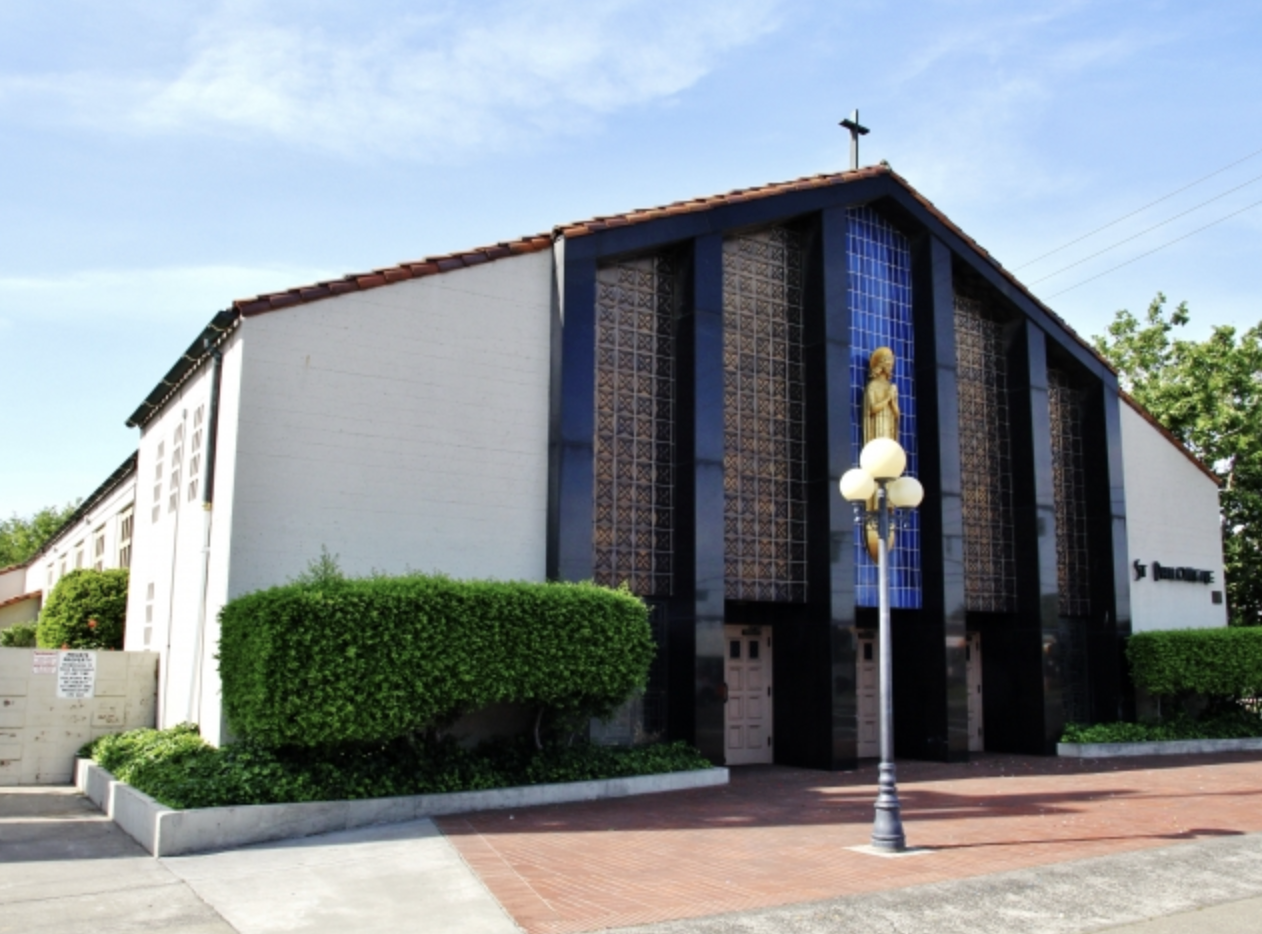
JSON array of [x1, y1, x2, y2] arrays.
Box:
[[0, 589, 40, 611], [233, 236, 555, 318]]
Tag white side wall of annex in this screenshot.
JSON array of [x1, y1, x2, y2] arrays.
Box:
[[226, 249, 553, 597], [0, 566, 28, 604], [25, 470, 137, 600], [123, 329, 244, 744], [1121, 401, 1227, 631]]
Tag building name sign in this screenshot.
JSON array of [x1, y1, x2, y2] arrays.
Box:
[[1133, 560, 1214, 584]]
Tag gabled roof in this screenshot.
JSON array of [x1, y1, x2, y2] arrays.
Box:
[[121, 164, 1214, 483]]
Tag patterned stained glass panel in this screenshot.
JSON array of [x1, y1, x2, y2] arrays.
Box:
[[722, 227, 808, 602], [593, 255, 676, 596], [848, 207, 921, 609], [1048, 369, 1092, 618], [954, 291, 1017, 612]]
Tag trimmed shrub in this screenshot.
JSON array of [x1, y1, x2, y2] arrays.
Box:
[[81, 724, 711, 810], [1127, 627, 1262, 698], [0, 621, 38, 647], [36, 568, 128, 650], [219, 573, 655, 747]]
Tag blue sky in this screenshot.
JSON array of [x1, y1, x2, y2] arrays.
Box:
[[2, 0, 1260, 518]]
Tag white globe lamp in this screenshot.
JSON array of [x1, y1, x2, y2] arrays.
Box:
[[887, 476, 924, 509], [860, 438, 906, 480], [839, 468, 876, 503]]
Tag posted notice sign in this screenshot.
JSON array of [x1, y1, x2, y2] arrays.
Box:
[[32, 650, 58, 675], [57, 651, 97, 699]]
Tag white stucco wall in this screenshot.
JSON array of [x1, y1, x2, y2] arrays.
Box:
[[1121, 400, 1227, 631], [26, 468, 137, 598], [225, 249, 554, 596], [0, 566, 27, 604], [123, 330, 243, 743]]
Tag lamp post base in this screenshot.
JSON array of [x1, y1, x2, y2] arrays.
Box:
[[870, 760, 906, 852]]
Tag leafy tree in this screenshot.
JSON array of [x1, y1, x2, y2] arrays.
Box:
[[0, 502, 79, 567], [36, 568, 129, 649], [1094, 295, 1262, 626]]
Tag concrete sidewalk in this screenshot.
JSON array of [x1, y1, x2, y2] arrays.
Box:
[[602, 832, 1262, 933], [0, 787, 515, 934]]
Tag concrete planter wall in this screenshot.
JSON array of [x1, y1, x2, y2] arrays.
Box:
[[75, 758, 728, 857], [1058, 737, 1262, 758]]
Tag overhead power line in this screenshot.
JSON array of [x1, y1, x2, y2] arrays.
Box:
[[1016, 144, 1262, 270], [1029, 170, 1262, 284], [1045, 196, 1262, 298]]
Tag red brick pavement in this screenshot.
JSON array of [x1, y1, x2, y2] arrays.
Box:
[[436, 753, 1262, 934]]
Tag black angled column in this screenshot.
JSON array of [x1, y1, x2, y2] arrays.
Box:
[[1005, 322, 1062, 754], [910, 235, 969, 761], [675, 233, 727, 763]]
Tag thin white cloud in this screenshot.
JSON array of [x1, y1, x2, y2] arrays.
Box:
[[884, 5, 1170, 212], [0, 265, 336, 325], [1, 0, 782, 159]]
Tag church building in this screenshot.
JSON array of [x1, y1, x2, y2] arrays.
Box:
[[103, 164, 1225, 766]]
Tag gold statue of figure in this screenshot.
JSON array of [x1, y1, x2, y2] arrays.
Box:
[[862, 347, 900, 560], [863, 347, 900, 446]]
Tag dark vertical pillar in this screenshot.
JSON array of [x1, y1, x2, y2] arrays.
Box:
[[789, 207, 858, 770], [549, 251, 597, 584], [1089, 387, 1132, 721], [907, 236, 969, 762], [1004, 323, 1062, 753], [676, 234, 727, 764]]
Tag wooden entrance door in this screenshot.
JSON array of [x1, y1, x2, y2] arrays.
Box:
[[724, 626, 773, 765], [857, 633, 879, 758], [967, 632, 984, 752]]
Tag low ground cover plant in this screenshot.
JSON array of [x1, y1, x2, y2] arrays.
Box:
[[81, 724, 711, 810], [1062, 710, 1262, 744]]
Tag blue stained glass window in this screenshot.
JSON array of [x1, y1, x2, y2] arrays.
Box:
[[847, 207, 922, 609]]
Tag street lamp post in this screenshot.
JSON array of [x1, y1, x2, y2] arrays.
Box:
[[840, 438, 924, 853]]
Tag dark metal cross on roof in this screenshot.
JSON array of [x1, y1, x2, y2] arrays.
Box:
[[840, 109, 870, 171]]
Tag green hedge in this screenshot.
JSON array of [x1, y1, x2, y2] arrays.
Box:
[[36, 568, 128, 650], [219, 573, 655, 747], [82, 724, 711, 810], [1127, 627, 1262, 697]]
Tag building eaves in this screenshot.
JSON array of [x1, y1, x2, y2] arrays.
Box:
[[0, 589, 41, 611], [25, 452, 139, 567], [125, 237, 555, 429], [126, 311, 240, 429], [230, 236, 554, 318]]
